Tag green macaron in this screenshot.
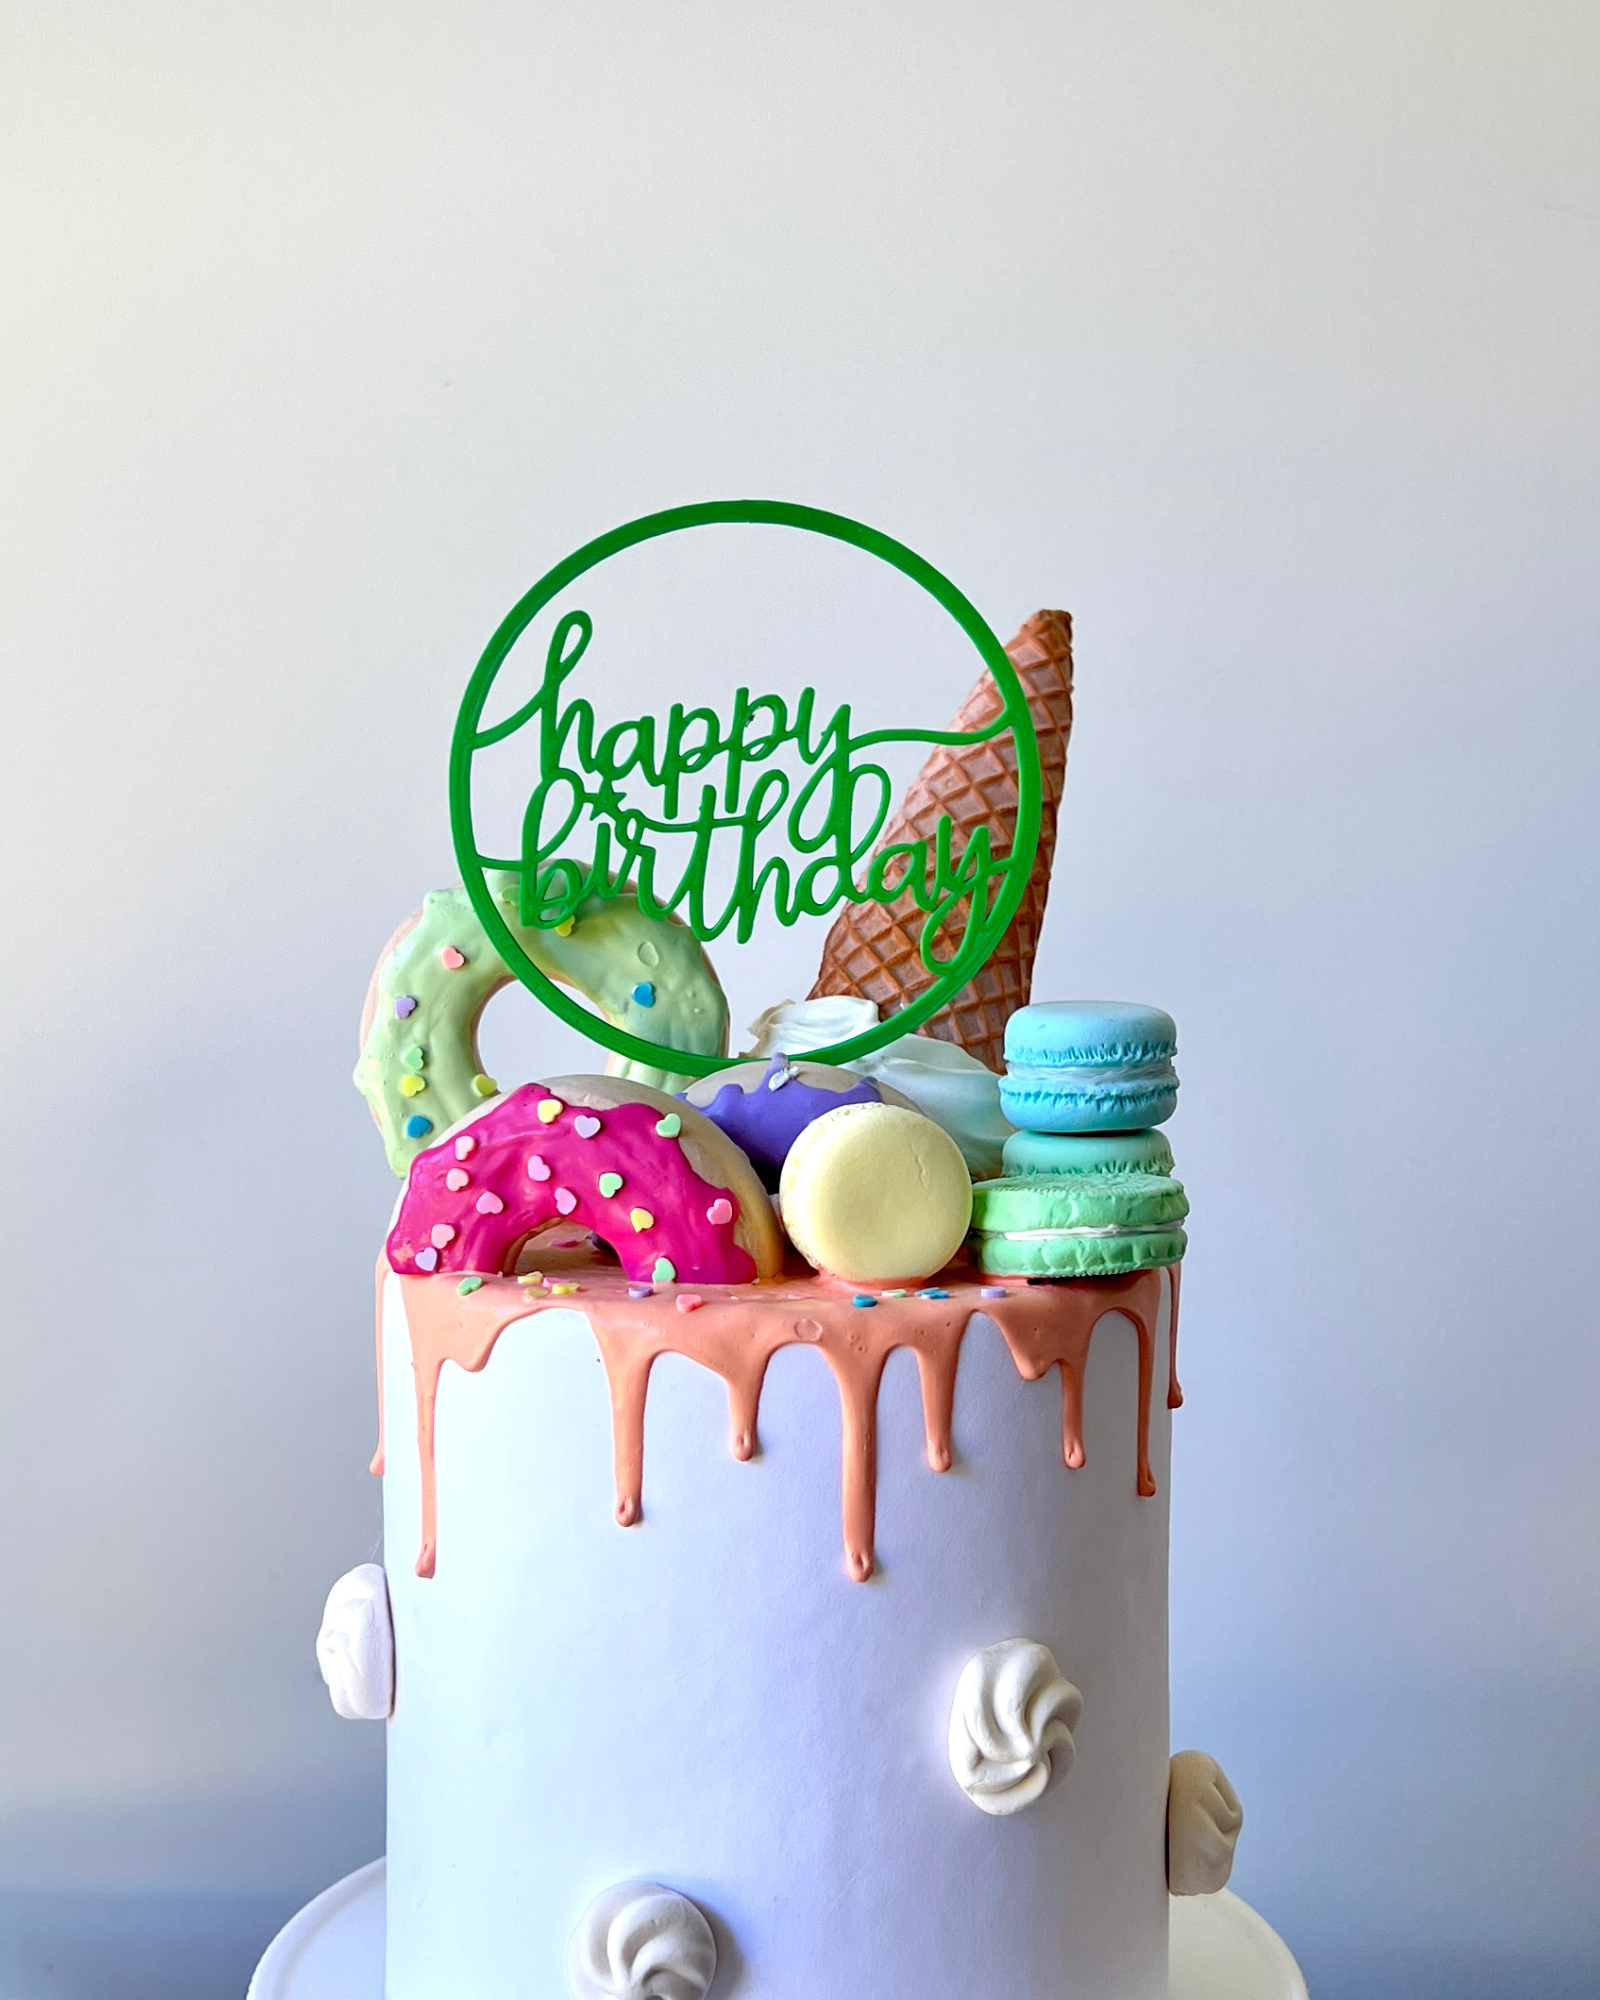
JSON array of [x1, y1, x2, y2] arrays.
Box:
[[968, 1172, 1188, 1277], [1001, 1128, 1176, 1178]]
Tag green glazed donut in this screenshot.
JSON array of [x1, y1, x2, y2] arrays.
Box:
[[355, 873, 729, 1176]]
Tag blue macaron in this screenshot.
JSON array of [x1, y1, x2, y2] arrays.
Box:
[[999, 1001, 1179, 1134]]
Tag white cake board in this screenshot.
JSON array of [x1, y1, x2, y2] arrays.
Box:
[[247, 1858, 1309, 1998]]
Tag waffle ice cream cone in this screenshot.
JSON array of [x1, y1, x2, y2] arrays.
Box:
[[808, 609, 1074, 1075]]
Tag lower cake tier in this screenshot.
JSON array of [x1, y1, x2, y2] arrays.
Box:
[[379, 1262, 1178, 2000]]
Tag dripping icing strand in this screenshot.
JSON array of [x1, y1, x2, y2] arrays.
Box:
[[393, 1263, 1174, 1581], [1167, 1261, 1184, 1410]]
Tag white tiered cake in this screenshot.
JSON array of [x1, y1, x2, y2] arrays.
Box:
[[279, 532, 1296, 1999]]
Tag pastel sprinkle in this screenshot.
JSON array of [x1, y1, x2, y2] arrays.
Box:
[[414, 1246, 439, 1272], [475, 1191, 504, 1215], [851, 1294, 877, 1308], [537, 1098, 564, 1124], [549, 1281, 579, 1296], [445, 1168, 471, 1191], [981, 1286, 1008, 1299], [706, 1197, 734, 1227], [627, 1283, 653, 1299], [554, 917, 575, 937], [518, 1271, 544, 1287], [629, 1208, 655, 1232], [654, 1113, 681, 1139], [883, 1288, 908, 1298], [554, 1187, 578, 1216], [457, 1276, 484, 1296], [527, 1154, 551, 1181], [394, 995, 418, 1018], [767, 1061, 798, 1092], [598, 1172, 624, 1198], [403, 1115, 432, 1139], [573, 1114, 602, 1139], [676, 1294, 704, 1314], [631, 982, 656, 1007], [399, 1074, 427, 1097], [651, 1257, 677, 1285], [918, 1287, 950, 1300], [430, 1224, 456, 1250], [471, 1073, 498, 1097], [455, 1135, 477, 1160], [401, 1045, 426, 1072], [440, 946, 466, 970]]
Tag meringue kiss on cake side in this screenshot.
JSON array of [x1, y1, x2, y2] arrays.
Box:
[[285, 503, 1284, 2000]]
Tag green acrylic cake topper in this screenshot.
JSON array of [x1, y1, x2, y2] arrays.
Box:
[[450, 499, 1041, 1078]]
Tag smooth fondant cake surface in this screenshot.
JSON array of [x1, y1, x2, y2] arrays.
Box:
[[381, 1267, 1176, 1999]]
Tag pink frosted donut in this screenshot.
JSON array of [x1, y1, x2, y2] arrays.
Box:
[[386, 1075, 782, 1286]]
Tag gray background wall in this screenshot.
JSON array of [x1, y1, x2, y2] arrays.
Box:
[[2, 4, 1597, 1995]]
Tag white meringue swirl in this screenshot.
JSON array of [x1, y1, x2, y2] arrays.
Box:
[[566, 1880, 717, 2000], [1167, 1750, 1244, 1894], [315, 1563, 394, 1721], [947, 1638, 1083, 1816]]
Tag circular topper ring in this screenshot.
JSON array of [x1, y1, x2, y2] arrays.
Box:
[[450, 499, 1041, 1077]]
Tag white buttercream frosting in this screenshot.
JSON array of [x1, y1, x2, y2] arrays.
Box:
[[315, 1563, 394, 1721], [947, 1638, 1083, 1816], [745, 997, 1014, 1177], [566, 1881, 717, 2000], [1167, 1750, 1244, 1894]]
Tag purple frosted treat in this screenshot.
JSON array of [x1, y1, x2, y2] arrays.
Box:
[[681, 1053, 907, 1188]]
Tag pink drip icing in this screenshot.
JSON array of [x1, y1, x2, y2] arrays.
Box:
[[392, 1260, 1173, 1581]]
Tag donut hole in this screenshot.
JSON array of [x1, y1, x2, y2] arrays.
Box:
[[503, 1225, 622, 1277]]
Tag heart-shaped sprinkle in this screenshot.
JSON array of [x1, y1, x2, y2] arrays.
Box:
[[767, 1061, 798, 1092], [471, 1073, 498, 1098], [629, 1208, 655, 1232], [554, 1187, 577, 1215], [401, 1045, 426, 1072], [457, 1276, 483, 1296], [475, 1192, 504, 1215], [627, 1283, 653, 1299], [598, 1172, 624, 1198], [573, 1114, 602, 1139], [548, 1280, 580, 1295], [445, 1168, 470, 1191], [980, 1285, 1008, 1300], [852, 1294, 877, 1308], [518, 1270, 544, 1287], [537, 1098, 564, 1124], [455, 1135, 477, 1160], [414, 1246, 439, 1272], [527, 1155, 551, 1181], [394, 995, 418, 1018], [793, 1318, 822, 1342], [676, 1294, 704, 1314], [400, 1074, 427, 1097], [651, 1256, 677, 1284], [554, 917, 575, 937], [403, 1115, 432, 1139], [706, 1197, 734, 1227], [430, 1224, 457, 1250], [440, 946, 466, 969], [654, 1113, 681, 1139], [631, 982, 656, 1008]]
